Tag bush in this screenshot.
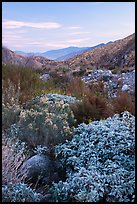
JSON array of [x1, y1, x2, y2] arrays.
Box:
[[2, 64, 46, 104], [66, 77, 89, 99], [2, 103, 21, 130], [2, 183, 42, 202], [2, 136, 26, 185], [111, 91, 135, 115], [49, 71, 71, 91], [8, 94, 76, 148], [45, 93, 76, 103], [49, 111, 135, 202], [2, 77, 23, 130], [70, 94, 113, 124]]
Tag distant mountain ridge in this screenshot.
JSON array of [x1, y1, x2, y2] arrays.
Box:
[[3, 33, 135, 72], [15, 46, 91, 60], [56, 42, 112, 61], [14, 42, 112, 61]]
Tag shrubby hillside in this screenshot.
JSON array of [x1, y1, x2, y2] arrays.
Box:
[[2, 33, 135, 75], [2, 91, 135, 202], [2, 33, 135, 202]]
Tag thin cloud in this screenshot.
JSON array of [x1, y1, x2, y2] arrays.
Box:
[[66, 26, 81, 30], [2, 20, 62, 29], [67, 38, 90, 43], [70, 31, 90, 35]]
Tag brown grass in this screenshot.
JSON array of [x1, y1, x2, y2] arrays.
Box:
[[2, 64, 46, 104], [111, 91, 135, 115], [66, 77, 90, 98], [2, 138, 26, 185], [70, 93, 114, 124]]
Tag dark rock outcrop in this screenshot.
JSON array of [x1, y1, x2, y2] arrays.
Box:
[[18, 154, 66, 185]]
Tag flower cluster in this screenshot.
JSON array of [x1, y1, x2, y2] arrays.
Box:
[[8, 94, 76, 148], [49, 111, 135, 202]]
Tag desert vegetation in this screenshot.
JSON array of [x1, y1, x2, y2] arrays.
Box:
[[2, 64, 135, 202]]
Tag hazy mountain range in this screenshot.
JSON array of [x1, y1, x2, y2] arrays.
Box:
[[3, 33, 135, 73], [14, 42, 112, 61]]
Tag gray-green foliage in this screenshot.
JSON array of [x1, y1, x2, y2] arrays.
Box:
[[2, 103, 21, 130], [49, 111, 135, 202], [8, 94, 76, 148], [2, 183, 42, 202], [46, 93, 76, 103], [2, 79, 22, 130]]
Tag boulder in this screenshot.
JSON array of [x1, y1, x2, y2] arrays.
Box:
[[18, 154, 65, 185], [122, 84, 129, 91]]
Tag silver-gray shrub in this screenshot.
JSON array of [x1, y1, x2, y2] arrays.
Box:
[[49, 111, 135, 202], [9, 94, 76, 148], [2, 183, 42, 202]]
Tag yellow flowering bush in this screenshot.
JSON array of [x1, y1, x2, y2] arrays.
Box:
[[9, 94, 76, 148]]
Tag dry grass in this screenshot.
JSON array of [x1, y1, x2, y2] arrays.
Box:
[[2, 138, 26, 185], [70, 94, 114, 124], [66, 77, 90, 98], [2, 64, 46, 104], [111, 91, 135, 115]]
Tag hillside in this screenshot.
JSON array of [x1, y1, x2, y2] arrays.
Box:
[[2, 47, 68, 72], [2, 33, 135, 74], [2, 47, 43, 70], [66, 33, 135, 72]]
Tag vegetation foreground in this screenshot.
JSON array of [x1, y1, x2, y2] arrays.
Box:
[[2, 64, 135, 202]]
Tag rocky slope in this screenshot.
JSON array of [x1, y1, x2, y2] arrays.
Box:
[[66, 33, 135, 71], [2, 46, 67, 71], [2, 47, 43, 70], [2, 33, 135, 73]]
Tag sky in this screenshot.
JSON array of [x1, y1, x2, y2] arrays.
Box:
[[2, 2, 135, 52]]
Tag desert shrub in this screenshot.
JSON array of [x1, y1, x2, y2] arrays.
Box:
[[49, 111, 135, 202], [66, 77, 89, 99], [111, 91, 135, 115], [2, 183, 42, 202], [49, 71, 72, 91], [88, 81, 107, 96], [2, 78, 23, 130], [2, 103, 21, 130], [2, 136, 26, 185], [37, 78, 60, 94], [72, 66, 86, 77], [46, 93, 76, 103], [2, 64, 46, 104], [2, 79, 21, 105], [70, 94, 113, 124], [8, 94, 76, 148]]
